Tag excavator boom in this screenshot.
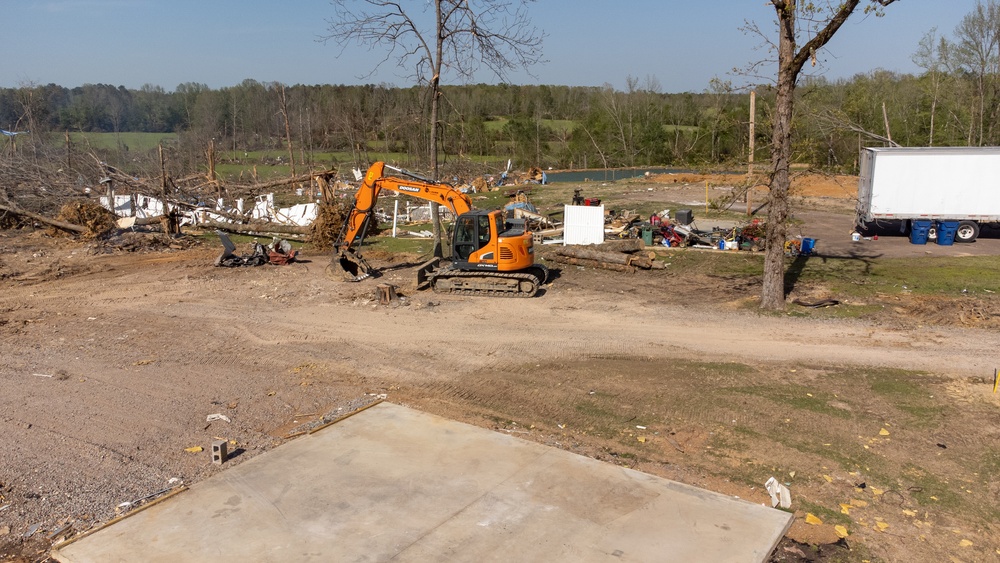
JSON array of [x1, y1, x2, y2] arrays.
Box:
[[332, 162, 473, 282]]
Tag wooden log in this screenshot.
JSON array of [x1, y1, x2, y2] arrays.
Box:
[[0, 203, 87, 234], [555, 245, 665, 270], [547, 254, 636, 273], [556, 246, 643, 266], [556, 246, 630, 264], [595, 239, 645, 253]]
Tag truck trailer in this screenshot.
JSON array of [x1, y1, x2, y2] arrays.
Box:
[[855, 146, 1000, 242]]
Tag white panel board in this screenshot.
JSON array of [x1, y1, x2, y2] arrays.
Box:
[[563, 204, 605, 245]]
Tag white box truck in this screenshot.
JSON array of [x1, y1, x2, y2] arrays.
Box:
[[855, 146, 1000, 242]]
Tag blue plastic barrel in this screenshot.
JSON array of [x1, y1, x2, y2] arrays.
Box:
[[910, 220, 932, 245], [800, 238, 815, 255], [935, 221, 959, 246]]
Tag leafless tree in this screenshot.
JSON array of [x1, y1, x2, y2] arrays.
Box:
[[950, 0, 1000, 146], [324, 0, 544, 257], [758, 0, 900, 310]]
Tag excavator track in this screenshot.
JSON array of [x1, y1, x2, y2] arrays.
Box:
[[429, 269, 542, 298]]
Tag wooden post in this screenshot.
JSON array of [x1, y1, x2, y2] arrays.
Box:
[[748, 91, 756, 177], [882, 101, 892, 144], [65, 131, 72, 172]]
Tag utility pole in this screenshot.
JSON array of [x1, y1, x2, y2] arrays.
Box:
[[747, 91, 756, 215]]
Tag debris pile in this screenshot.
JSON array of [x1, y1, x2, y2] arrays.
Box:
[[214, 232, 298, 268], [88, 232, 194, 255]]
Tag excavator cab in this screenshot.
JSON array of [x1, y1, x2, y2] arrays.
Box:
[[450, 210, 534, 273]]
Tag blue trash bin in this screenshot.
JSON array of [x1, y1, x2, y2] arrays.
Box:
[[800, 238, 815, 256], [910, 220, 932, 245], [935, 221, 959, 246]]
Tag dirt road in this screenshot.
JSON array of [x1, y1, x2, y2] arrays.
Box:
[[3, 183, 1000, 562]]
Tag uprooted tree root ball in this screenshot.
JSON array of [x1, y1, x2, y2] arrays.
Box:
[[0, 210, 30, 230], [53, 201, 117, 238], [309, 201, 380, 251]]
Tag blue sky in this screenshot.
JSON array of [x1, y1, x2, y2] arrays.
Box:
[[1, 0, 968, 93]]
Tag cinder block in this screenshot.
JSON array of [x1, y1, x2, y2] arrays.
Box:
[[211, 440, 228, 465]]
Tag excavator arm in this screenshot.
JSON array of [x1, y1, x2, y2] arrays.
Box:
[[332, 161, 473, 281]]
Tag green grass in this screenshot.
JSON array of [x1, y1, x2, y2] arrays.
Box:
[[790, 255, 1000, 297], [724, 382, 854, 419], [361, 229, 435, 256], [70, 131, 177, 152], [901, 463, 965, 511], [831, 367, 945, 428]]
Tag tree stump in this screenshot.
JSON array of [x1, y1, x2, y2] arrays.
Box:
[[376, 283, 399, 305]]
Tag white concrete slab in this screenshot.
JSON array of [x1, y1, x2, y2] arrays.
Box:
[[54, 403, 791, 563]]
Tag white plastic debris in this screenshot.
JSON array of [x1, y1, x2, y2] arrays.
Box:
[[206, 413, 232, 423], [764, 477, 792, 509]]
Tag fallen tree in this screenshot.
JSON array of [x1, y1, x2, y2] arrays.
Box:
[[546, 254, 637, 274], [554, 245, 665, 270], [0, 201, 87, 234]]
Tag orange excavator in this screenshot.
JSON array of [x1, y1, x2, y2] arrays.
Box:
[[331, 161, 548, 297]]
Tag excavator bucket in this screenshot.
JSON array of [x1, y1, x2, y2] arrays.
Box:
[[332, 249, 374, 282], [415, 257, 441, 290]]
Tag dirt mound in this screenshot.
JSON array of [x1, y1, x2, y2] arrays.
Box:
[[791, 173, 858, 198], [894, 294, 1000, 329], [648, 172, 859, 199]]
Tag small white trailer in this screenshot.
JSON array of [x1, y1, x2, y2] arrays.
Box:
[[855, 146, 1000, 242]]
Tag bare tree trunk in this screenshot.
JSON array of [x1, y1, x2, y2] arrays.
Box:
[[279, 84, 296, 178], [760, 5, 798, 310], [760, 0, 896, 310], [429, 0, 445, 259]]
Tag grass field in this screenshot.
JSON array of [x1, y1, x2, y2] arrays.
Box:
[[69, 132, 177, 152]]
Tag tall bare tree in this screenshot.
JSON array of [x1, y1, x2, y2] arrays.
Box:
[[325, 0, 544, 257], [759, 0, 900, 310], [950, 0, 1000, 145]]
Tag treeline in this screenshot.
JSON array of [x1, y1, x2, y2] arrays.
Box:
[[0, 77, 897, 172], [3, 2, 999, 176], [0, 70, 988, 176]]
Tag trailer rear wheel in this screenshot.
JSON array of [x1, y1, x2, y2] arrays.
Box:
[[927, 224, 937, 241], [956, 221, 979, 243]]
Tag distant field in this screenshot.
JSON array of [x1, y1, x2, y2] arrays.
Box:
[[69, 132, 177, 152]]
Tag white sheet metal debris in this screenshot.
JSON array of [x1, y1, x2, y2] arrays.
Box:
[[764, 477, 792, 509], [99, 192, 319, 228]]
